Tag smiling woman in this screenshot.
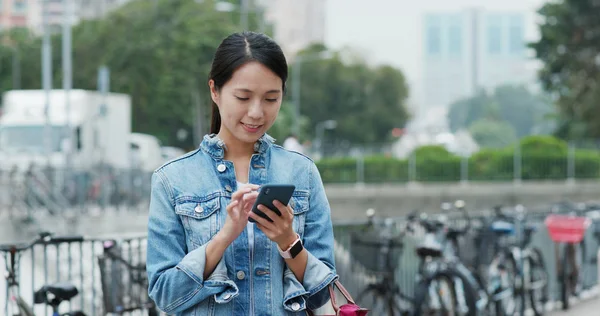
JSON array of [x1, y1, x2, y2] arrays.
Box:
[[146, 32, 338, 316]]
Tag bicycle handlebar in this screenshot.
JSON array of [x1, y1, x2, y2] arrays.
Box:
[[0, 232, 85, 253]]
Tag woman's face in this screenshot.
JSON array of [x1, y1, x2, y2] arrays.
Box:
[[210, 61, 283, 146]]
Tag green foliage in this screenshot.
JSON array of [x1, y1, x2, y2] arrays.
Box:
[[0, 1, 410, 149], [519, 135, 568, 155], [448, 85, 553, 140], [529, 0, 600, 139], [469, 119, 517, 148], [269, 101, 310, 144], [0, 0, 266, 149], [291, 45, 410, 145], [316, 136, 600, 183]]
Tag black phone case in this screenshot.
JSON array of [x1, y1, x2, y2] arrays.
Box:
[[249, 184, 295, 223]]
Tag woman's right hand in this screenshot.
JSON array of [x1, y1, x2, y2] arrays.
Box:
[[219, 184, 259, 243]]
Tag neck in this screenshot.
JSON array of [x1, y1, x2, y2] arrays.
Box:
[[217, 130, 255, 160]]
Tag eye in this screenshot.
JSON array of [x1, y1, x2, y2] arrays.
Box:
[[235, 96, 249, 101], [266, 98, 278, 102]]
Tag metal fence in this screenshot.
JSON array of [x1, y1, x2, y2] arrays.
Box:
[[0, 235, 149, 316], [2, 211, 599, 315], [333, 208, 600, 307], [313, 140, 600, 184], [0, 166, 151, 219]]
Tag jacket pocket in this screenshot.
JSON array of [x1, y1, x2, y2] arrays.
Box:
[[175, 195, 221, 247], [289, 190, 309, 237]]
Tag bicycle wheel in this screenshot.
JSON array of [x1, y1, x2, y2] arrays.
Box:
[[489, 251, 519, 316], [15, 295, 35, 316], [559, 242, 583, 310], [528, 248, 548, 316], [413, 271, 474, 316]]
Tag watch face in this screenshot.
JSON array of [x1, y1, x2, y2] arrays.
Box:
[[289, 240, 303, 258]]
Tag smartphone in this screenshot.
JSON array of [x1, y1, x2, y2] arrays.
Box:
[[249, 184, 295, 223]]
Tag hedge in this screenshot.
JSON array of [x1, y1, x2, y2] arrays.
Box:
[[316, 137, 600, 183]]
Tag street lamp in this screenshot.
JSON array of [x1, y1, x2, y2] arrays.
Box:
[[291, 51, 333, 135], [315, 120, 337, 159]]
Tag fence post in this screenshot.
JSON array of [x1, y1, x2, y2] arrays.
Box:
[[356, 152, 365, 188], [408, 150, 417, 184], [567, 142, 575, 185], [460, 155, 469, 185], [514, 143, 522, 185]]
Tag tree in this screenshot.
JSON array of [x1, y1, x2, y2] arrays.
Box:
[[291, 45, 410, 145], [0, 0, 258, 149], [447, 89, 490, 132], [529, 0, 600, 139], [447, 85, 552, 137], [469, 118, 517, 148]]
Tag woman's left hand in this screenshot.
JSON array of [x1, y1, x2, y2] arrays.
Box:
[[249, 200, 297, 250]]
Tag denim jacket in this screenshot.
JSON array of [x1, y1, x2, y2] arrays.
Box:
[[146, 134, 337, 316]]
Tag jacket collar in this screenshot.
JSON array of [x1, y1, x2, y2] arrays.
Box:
[[200, 133, 276, 159]]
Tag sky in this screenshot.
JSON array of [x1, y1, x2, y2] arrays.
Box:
[[324, 0, 546, 105]]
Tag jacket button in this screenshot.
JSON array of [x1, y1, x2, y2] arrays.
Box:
[[291, 302, 301, 311], [194, 205, 202, 213], [217, 164, 227, 172], [223, 293, 231, 300], [236, 270, 245, 280]]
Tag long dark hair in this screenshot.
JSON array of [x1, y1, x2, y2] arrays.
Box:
[[208, 31, 288, 134]]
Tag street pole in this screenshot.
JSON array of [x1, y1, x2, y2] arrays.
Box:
[[42, 0, 53, 166], [12, 47, 20, 89], [292, 57, 302, 136], [63, 0, 73, 171]]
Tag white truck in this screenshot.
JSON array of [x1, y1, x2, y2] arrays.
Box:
[[0, 89, 132, 172]]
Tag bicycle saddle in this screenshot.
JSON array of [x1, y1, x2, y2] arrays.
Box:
[[491, 220, 515, 235], [34, 282, 79, 304], [416, 234, 443, 258]]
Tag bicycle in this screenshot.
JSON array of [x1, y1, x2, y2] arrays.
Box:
[[544, 201, 599, 310], [408, 201, 488, 316], [486, 205, 549, 316], [97, 239, 158, 316], [1, 231, 86, 316], [351, 209, 413, 316]]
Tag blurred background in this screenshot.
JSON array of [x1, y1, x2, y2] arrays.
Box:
[[1, 0, 600, 315]]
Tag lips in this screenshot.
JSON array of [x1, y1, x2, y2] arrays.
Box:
[[242, 122, 263, 133]]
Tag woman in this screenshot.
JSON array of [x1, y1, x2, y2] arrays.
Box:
[[146, 31, 337, 315]]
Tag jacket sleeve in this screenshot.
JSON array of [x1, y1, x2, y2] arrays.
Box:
[[146, 170, 238, 314], [282, 162, 338, 312]]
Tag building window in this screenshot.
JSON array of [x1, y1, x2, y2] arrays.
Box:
[[447, 16, 463, 57], [487, 15, 502, 55], [509, 15, 524, 56], [14, 0, 26, 13], [425, 15, 442, 56]]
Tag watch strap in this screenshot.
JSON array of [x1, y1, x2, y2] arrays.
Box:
[[278, 234, 303, 259]]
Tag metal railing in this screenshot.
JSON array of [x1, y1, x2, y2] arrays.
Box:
[[0, 234, 149, 316], [0, 166, 151, 219], [1, 209, 599, 315]]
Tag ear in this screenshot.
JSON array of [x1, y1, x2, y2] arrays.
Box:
[[208, 79, 220, 106]]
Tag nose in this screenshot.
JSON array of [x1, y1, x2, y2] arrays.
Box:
[[247, 100, 263, 119]]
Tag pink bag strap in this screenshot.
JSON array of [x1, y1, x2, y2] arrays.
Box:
[[307, 280, 356, 316]]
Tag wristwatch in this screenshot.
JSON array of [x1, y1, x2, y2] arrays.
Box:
[[278, 234, 303, 259]]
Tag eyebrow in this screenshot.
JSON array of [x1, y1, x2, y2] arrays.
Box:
[[234, 88, 281, 94]]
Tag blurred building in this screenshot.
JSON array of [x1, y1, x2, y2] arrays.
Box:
[[422, 8, 536, 113], [258, 0, 326, 60], [0, 0, 131, 34], [0, 0, 31, 30]]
